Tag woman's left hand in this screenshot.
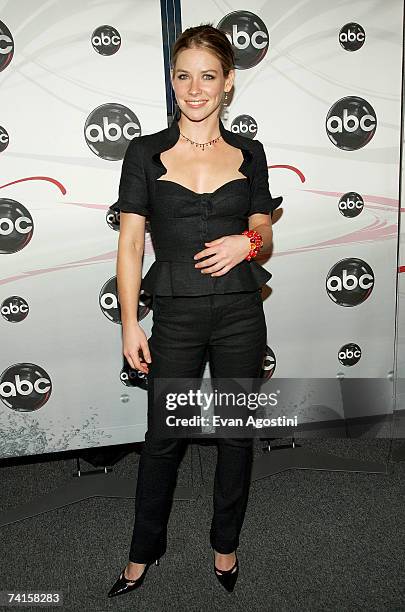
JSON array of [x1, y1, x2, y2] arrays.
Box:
[[193, 235, 251, 276]]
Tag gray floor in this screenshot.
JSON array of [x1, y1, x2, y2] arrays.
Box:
[[0, 438, 404, 612]]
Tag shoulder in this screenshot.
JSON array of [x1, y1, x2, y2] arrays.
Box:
[[222, 124, 262, 152], [123, 125, 170, 155]]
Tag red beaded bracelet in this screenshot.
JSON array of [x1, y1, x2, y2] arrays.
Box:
[[242, 229, 263, 261]]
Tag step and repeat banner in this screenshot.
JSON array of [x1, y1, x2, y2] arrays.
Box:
[[0, 0, 168, 456], [180, 1, 403, 432], [1, 1, 404, 458]]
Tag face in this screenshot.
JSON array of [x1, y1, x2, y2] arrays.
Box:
[[171, 47, 234, 120]]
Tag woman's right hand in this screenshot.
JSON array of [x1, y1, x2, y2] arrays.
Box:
[[122, 323, 151, 375]]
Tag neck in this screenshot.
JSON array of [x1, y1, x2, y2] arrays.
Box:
[[177, 112, 221, 143]]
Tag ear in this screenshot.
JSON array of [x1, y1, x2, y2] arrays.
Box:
[[225, 68, 235, 91]]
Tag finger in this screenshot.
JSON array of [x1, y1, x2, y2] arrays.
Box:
[[205, 237, 225, 245], [194, 247, 216, 261], [129, 352, 148, 374], [195, 255, 218, 268], [125, 352, 138, 371], [211, 267, 231, 276], [211, 264, 231, 276], [137, 353, 149, 373], [140, 341, 152, 364], [203, 261, 229, 274], [125, 353, 136, 370]]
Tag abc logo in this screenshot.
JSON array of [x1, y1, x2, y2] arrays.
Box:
[[106, 206, 121, 230], [339, 23, 366, 52], [218, 11, 269, 69], [339, 192, 364, 218], [326, 96, 377, 150], [230, 115, 257, 139], [99, 277, 151, 323], [326, 258, 374, 306], [108, 205, 151, 235], [1, 296, 29, 322], [91, 25, 121, 56], [0, 364, 52, 411], [0, 125, 9, 151], [262, 346, 275, 379], [338, 343, 362, 366], [0, 199, 34, 254], [84, 104, 141, 160], [99, 276, 121, 323], [120, 366, 148, 390], [0, 20, 14, 71]]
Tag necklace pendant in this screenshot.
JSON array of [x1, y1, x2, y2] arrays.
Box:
[[180, 130, 222, 150]]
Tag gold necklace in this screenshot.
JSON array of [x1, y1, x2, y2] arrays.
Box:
[[179, 130, 222, 151]]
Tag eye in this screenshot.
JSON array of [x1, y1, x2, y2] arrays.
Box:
[[177, 74, 215, 80]]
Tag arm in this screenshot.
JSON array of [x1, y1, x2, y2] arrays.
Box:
[[113, 139, 151, 373], [116, 212, 146, 327], [247, 140, 282, 256], [247, 213, 273, 256]]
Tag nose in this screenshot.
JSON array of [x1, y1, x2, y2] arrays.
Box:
[[188, 80, 202, 96]]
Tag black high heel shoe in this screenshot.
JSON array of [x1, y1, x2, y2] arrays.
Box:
[[214, 551, 239, 592], [107, 558, 160, 598]]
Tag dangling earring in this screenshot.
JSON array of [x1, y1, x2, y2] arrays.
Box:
[[223, 91, 229, 107]]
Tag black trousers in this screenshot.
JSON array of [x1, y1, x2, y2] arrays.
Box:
[[128, 289, 267, 563]]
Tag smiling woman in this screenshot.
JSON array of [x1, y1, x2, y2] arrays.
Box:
[[108, 22, 283, 600]]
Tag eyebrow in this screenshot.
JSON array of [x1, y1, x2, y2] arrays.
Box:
[[174, 68, 218, 74]]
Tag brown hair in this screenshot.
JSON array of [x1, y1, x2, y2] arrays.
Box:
[[171, 23, 235, 78]]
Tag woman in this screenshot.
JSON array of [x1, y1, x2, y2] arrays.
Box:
[[108, 24, 282, 598]]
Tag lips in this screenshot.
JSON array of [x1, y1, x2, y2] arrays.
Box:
[[186, 100, 207, 107]]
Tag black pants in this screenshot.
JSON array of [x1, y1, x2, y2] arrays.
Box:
[[128, 289, 267, 563]]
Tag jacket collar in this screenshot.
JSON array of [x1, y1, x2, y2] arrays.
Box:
[[152, 112, 253, 173]]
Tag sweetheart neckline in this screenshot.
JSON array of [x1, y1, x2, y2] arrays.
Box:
[[156, 177, 248, 196]]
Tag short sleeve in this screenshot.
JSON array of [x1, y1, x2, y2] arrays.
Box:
[[249, 141, 283, 217], [111, 138, 149, 216]]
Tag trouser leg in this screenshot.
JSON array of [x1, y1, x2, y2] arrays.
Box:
[[208, 290, 267, 553], [129, 433, 187, 562], [128, 295, 209, 563]]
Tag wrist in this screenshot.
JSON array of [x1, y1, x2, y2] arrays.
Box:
[[242, 229, 263, 261], [242, 234, 251, 256]]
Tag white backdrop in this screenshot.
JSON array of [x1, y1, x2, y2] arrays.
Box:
[[0, 0, 167, 456], [0, 0, 403, 457], [180, 1, 402, 379]]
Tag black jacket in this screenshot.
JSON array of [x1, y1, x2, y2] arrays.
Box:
[[112, 114, 283, 296]]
